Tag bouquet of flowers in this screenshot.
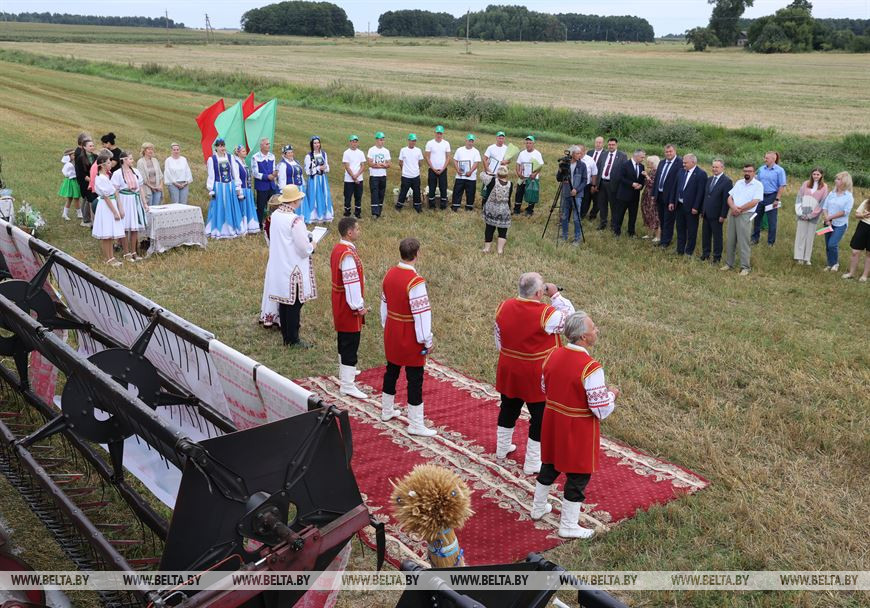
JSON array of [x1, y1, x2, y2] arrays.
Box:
[[15, 202, 47, 237]]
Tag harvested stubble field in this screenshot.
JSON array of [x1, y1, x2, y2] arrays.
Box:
[[0, 37, 868, 608]]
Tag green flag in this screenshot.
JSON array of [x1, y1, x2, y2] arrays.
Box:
[[213, 100, 246, 155], [245, 99, 277, 166]]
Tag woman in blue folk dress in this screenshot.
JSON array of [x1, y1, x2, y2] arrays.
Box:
[[304, 136, 333, 223], [277, 144, 308, 220], [233, 144, 260, 234], [205, 139, 244, 239]]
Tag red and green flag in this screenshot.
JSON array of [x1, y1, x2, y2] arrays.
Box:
[[195, 98, 225, 163]]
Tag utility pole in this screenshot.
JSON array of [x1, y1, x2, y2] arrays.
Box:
[[564, 23, 568, 43], [465, 9, 470, 54], [165, 9, 170, 47], [205, 14, 213, 44]]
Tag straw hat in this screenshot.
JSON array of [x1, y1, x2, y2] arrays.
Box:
[[276, 184, 305, 204]]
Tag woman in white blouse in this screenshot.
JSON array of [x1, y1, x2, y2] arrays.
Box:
[[91, 153, 125, 267], [163, 143, 193, 204]]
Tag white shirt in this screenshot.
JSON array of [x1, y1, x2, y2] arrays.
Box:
[[590, 148, 604, 164], [62, 160, 77, 179], [304, 151, 329, 177], [729, 178, 764, 214], [250, 151, 276, 180], [516, 149, 544, 180], [276, 158, 303, 189], [366, 146, 391, 177], [338, 239, 364, 311], [342, 148, 366, 183], [399, 146, 424, 179], [679, 166, 695, 201], [559, 344, 616, 420], [658, 158, 675, 192], [484, 143, 508, 175], [163, 156, 193, 185], [94, 174, 116, 198], [110, 167, 142, 192], [580, 155, 597, 181], [206, 153, 241, 194], [453, 145, 482, 181], [425, 139, 451, 171], [601, 151, 618, 180], [380, 262, 433, 349]]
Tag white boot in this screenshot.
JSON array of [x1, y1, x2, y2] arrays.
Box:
[[381, 393, 400, 421], [62, 207, 70, 220], [339, 364, 367, 399], [339, 356, 362, 376], [558, 500, 595, 539], [523, 438, 542, 475], [529, 482, 553, 520], [495, 426, 517, 460], [407, 403, 437, 437]]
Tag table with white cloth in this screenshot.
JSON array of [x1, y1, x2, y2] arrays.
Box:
[[145, 204, 207, 256]]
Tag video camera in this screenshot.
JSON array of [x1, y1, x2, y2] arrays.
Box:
[[555, 149, 572, 183]]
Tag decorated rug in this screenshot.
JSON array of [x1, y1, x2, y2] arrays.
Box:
[[296, 361, 709, 568]]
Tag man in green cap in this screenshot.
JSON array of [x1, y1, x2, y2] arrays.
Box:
[[515, 135, 544, 216], [367, 131, 391, 219], [483, 131, 509, 188], [425, 125, 451, 210], [397, 134, 424, 212], [342, 135, 366, 218], [452, 134, 482, 211]]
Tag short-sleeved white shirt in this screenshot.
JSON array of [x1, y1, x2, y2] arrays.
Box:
[[399, 146, 424, 179], [342, 148, 366, 182], [425, 139, 451, 171], [366, 146, 391, 177], [516, 149, 544, 180], [483, 143, 508, 175], [453, 146, 482, 181], [729, 178, 765, 213], [580, 155, 597, 179]]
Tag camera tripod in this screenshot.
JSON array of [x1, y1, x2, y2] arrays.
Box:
[[541, 181, 585, 244]]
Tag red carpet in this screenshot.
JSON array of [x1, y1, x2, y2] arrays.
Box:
[[297, 361, 709, 568]]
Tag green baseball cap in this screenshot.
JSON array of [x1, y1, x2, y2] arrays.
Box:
[[408, 133, 417, 141], [435, 125, 445, 133], [374, 131, 385, 139], [525, 135, 536, 142], [466, 134, 476, 141], [496, 131, 506, 137], [348, 134, 359, 141]]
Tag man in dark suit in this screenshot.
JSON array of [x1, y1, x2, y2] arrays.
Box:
[[585, 136, 605, 219], [700, 159, 733, 263], [591, 138, 626, 231], [672, 154, 708, 257], [611, 149, 646, 237], [651, 144, 681, 248]]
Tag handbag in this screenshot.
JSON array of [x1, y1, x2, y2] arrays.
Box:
[[523, 178, 539, 204]]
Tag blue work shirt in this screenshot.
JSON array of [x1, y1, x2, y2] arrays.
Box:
[[757, 163, 787, 195]]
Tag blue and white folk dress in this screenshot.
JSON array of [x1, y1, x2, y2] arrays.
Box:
[[277, 157, 307, 219], [304, 151, 333, 223], [205, 153, 243, 238], [233, 156, 260, 234]]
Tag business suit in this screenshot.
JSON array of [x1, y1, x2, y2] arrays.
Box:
[[611, 158, 644, 237], [593, 149, 626, 230], [652, 155, 682, 247], [585, 148, 604, 218], [700, 173, 733, 262], [560, 160, 588, 242], [674, 166, 708, 256]]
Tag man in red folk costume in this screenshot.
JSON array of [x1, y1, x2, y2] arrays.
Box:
[[530, 311, 619, 539], [330, 216, 368, 398], [494, 272, 574, 474], [380, 237, 437, 436]]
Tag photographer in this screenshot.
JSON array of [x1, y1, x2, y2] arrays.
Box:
[[558, 146, 588, 245]]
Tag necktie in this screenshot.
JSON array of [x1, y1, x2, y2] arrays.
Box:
[[635, 162, 640, 179], [593, 150, 601, 163], [710, 175, 719, 193], [659, 160, 671, 191], [603, 153, 614, 179]]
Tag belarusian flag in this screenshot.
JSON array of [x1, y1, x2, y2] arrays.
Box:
[[242, 91, 264, 120], [213, 101, 246, 156], [244, 99, 277, 166], [195, 99, 225, 163]]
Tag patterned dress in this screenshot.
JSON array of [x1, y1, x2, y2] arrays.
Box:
[[640, 166, 659, 231], [483, 178, 513, 229]]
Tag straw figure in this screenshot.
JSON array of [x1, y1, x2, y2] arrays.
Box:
[[391, 464, 474, 567]]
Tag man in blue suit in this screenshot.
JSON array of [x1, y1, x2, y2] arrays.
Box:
[[671, 154, 708, 257], [559, 145, 588, 244], [651, 144, 681, 248]]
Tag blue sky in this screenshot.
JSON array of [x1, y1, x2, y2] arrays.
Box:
[[3, 1, 867, 36]]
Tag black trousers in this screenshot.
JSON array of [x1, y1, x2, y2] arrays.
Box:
[[382, 362, 424, 406], [611, 197, 638, 236], [255, 189, 273, 226], [397, 176, 421, 209], [537, 463, 592, 503], [337, 331, 361, 367], [658, 199, 676, 246], [581, 185, 594, 217], [452, 179, 477, 210], [701, 215, 724, 261], [484, 224, 508, 242], [278, 290, 303, 346], [369, 176, 386, 217], [497, 395, 544, 442], [343, 181, 363, 217], [675, 205, 701, 255], [596, 180, 615, 227], [427, 169, 448, 208]]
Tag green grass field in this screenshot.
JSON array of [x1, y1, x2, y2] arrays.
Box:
[[0, 35, 868, 608]]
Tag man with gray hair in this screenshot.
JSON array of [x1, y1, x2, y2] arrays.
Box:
[[611, 149, 646, 237], [530, 311, 619, 539], [494, 272, 575, 475], [559, 145, 588, 245], [672, 153, 708, 256], [251, 137, 278, 228]]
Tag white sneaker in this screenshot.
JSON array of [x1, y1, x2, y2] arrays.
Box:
[[739, 268, 750, 276], [407, 403, 437, 437], [338, 364, 367, 399], [842, 272, 853, 279], [529, 482, 553, 520], [76, 209, 83, 218], [831, 264, 839, 272], [558, 500, 595, 539]]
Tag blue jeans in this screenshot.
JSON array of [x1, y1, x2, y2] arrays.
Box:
[[149, 189, 163, 206], [824, 224, 847, 267], [560, 194, 583, 242], [752, 192, 778, 244], [168, 184, 189, 204]]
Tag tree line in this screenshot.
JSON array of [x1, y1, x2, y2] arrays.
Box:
[[0, 11, 184, 28], [241, 1, 353, 37], [687, 0, 869, 52], [379, 7, 654, 42]]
